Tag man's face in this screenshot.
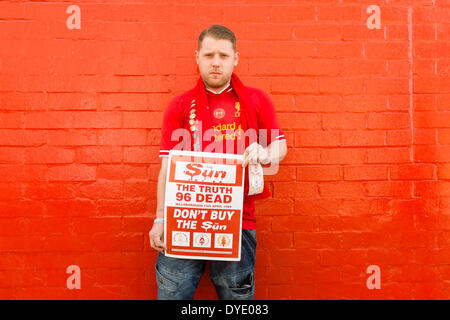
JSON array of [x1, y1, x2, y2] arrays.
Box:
[[195, 36, 239, 92]]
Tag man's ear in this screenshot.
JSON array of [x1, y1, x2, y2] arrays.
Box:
[[194, 50, 199, 65]]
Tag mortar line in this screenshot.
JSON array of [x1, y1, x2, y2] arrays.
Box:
[[408, 6, 414, 165]]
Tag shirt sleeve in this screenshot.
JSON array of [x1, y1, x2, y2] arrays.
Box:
[[159, 98, 187, 157], [256, 90, 286, 148]]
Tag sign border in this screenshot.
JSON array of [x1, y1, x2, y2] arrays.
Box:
[[163, 150, 245, 261]]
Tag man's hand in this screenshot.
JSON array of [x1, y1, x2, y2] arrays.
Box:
[[149, 222, 166, 253], [242, 142, 270, 167]]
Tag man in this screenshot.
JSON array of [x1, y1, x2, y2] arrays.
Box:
[[149, 25, 287, 300]]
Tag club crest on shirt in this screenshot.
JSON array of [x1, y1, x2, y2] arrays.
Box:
[[213, 108, 226, 119], [234, 102, 240, 117]]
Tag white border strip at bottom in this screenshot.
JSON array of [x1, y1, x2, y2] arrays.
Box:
[[172, 248, 233, 254]]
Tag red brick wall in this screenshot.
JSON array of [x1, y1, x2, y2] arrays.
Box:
[[0, 0, 449, 299]]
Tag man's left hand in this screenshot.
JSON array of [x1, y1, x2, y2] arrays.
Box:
[[242, 142, 270, 167]]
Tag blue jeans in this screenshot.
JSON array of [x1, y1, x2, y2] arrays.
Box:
[[155, 229, 257, 300]]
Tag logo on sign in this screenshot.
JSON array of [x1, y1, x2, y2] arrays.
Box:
[[175, 162, 236, 184], [172, 231, 190, 247], [193, 233, 212, 248], [215, 233, 233, 249]]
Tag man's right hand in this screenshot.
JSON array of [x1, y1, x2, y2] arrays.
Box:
[[149, 222, 166, 253]]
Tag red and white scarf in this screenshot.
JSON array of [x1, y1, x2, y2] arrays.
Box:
[[190, 72, 272, 202]]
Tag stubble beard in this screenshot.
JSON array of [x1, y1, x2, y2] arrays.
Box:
[[203, 73, 230, 90]]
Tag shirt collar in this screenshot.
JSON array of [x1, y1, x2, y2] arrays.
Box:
[[205, 81, 232, 95]]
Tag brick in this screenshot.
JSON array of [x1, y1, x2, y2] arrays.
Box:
[[270, 5, 315, 23], [294, 58, 340, 76], [123, 180, 157, 199], [294, 232, 342, 249], [97, 164, 148, 180], [414, 128, 436, 145], [47, 93, 97, 111], [385, 60, 411, 78], [258, 231, 293, 250], [122, 217, 153, 233], [294, 94, 341, 112], [123, 112, 163, 128], [249, 58, 296, 75], [99, 93, 147, 111], [77, 180, 124, 200], [438, 164, 450, 180], [91, 234, 143, 252], [273, 182, 318, 198], [297, 166, 341, 181], [365, 181, 413, 197], [367, 147, 411, 163], [415, 145, 450, 162], [76, 146, 122, 164], [23, 182, 76, 200], [368, 112, 411, 129], [264, 166, 296, 182], [365, 42, 409, 59], [73, 217, 121, 235], [123, 146, 159, 164], [247, 23, 294, 41], [271, 77, 318, 94], [24, 112, 70, 129], [278, 113, 321, 129], [294, 25, 341, 41], [47, 130, 97, 146], [366, 78, 410, 94], [0, 201, 45, 217], [319, 215, 345, 232], [318, 77, 364, 94], [343, 166, 388, 181], [386, 130, 412, 146], [341, 130, 385, 147], [272, 215, 319, 232], [0, 113, 22, 128], [0, 184, 21, 200], [296, 131, 339, 147], [47, 165, 96, 182], [45, 200, 96, 217], [438, 128, 450, 144], [342, 95, 387, 112], [340, 59, 387, 76], [0, 147, 24, 164], [98, 129, 147, 145], [316, 42, 364, 59], [323, 113, 366, 130], [0, 92, 47, 111], [25, 146, 75, 164], [390, 164, 435, 180], [320, 148, 366, 164], [267, 41, 315, 58], [319, 181, 366, 198], [72, 112, 122, 129]]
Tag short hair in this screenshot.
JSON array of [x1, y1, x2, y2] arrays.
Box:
[[198, 25, 236, 52]]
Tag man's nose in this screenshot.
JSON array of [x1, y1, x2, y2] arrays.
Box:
[[212, 54, 221, 67]]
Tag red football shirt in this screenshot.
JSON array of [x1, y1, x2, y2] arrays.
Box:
[[206, 83, 243, 155], [159, 80, 286, 229]]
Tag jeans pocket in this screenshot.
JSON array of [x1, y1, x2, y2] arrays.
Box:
[[227, 270, 255, 300], [155, 263, 179, 296]]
